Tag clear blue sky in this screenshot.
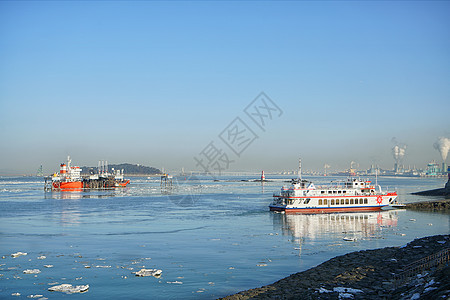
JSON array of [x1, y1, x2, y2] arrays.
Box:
[[1, 1, 449, 174]]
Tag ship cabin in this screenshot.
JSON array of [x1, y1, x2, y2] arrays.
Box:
[[278, 178, 377, 199]]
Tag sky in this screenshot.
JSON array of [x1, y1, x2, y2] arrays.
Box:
[[0, 1, 449, 174]]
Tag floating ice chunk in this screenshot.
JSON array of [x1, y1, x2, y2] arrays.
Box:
[[12, 293, 20, 296], [343, 237, 357, 242], [339, 293, 354, 299], [428, 223, 433, 226], [133, 268, 162, 277], [37, 256, 46, 260], [424, 287, 437, 293], [413, 246, 422, 248], [27, 295, 43, 298], [11, 252, 27, 258], [409, 219, 416, 221], [256, 264, 267, 267], [167, 281, 183, 284], [44, 265, 53, 268], [48, 284, 89, 294], [23, 269, 41, 274], [437, 241, 446, 244]]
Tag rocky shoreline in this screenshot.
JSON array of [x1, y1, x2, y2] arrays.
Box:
[[221, 235, 450, 299], [405, 199, 450, 212]]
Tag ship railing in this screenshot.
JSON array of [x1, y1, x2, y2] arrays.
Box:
[[393, 247, 450, 287]]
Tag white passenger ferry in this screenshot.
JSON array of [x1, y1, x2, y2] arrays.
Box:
[[269, 160, 400, 213]]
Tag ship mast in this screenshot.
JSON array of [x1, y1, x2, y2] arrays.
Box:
[[298, 158, 302, 181]]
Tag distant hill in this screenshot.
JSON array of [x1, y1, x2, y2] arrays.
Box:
[[81, 163, 161, 175]]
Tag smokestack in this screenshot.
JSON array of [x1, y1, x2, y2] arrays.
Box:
[[434, 137, 450, 162]]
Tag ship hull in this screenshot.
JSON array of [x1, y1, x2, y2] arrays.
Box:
[[115, 180, 130, 187], [53, 181, 83, 190], [52, 179, 130, 190], [269, 205, 387, 214]]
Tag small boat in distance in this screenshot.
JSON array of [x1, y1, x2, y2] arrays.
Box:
[[45, 156, 130, 191], [269, 159, 401, 214]]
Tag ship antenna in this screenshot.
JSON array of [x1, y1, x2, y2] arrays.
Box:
[[298, 158, 302, 181]]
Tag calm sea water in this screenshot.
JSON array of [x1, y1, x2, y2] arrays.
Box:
[[0, 175, 449, 299]]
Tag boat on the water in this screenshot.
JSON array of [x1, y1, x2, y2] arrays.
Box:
[[45, 156, 130, 191], [269, 160, 402, 213]]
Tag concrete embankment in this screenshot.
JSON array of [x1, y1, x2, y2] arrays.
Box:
[[220, 235, 450, 300]]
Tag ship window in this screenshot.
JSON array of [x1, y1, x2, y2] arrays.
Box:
[[304, 198, 310, 204], [319, 199, 322, 205], [331, 199, 335, 205], [328, 191, 332, 194], [355, 198, 359, 204], [364, 198, 368, 204], [343, 191, 346, 194], [321, 191, 325, 194], [345, 199, 349, 204], [338, 190, 342, 194], [350, 199, 354, 204], [340, 199, 345, 205], [324, 199, 327, 205], [333, 190, 336, 194]]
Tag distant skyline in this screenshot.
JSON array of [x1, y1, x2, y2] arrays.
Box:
[[1, 1, 449, 174]]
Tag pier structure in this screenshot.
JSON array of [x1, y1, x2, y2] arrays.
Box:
[[161, 173, 173, 188]]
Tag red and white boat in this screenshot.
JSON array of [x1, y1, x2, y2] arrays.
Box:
[[50, 156, 83, 190], [269, 160, 401, 213], [48, 156, 130, 191]]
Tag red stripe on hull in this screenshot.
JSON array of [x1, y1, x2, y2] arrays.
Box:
[[269, 206, 384, 214], [53, 181, 83, 190]]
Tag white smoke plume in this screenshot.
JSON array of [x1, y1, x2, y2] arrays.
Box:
[[391, 138, 407, 162], [433, 137, 450, 161], [392, 145, 406, 161]]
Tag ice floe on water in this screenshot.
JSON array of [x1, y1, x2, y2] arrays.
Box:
[[11, 252, 27, 258], [23, 269, 41, 274], [133, 268, 162, 277], [48, 283, 89, 294]]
